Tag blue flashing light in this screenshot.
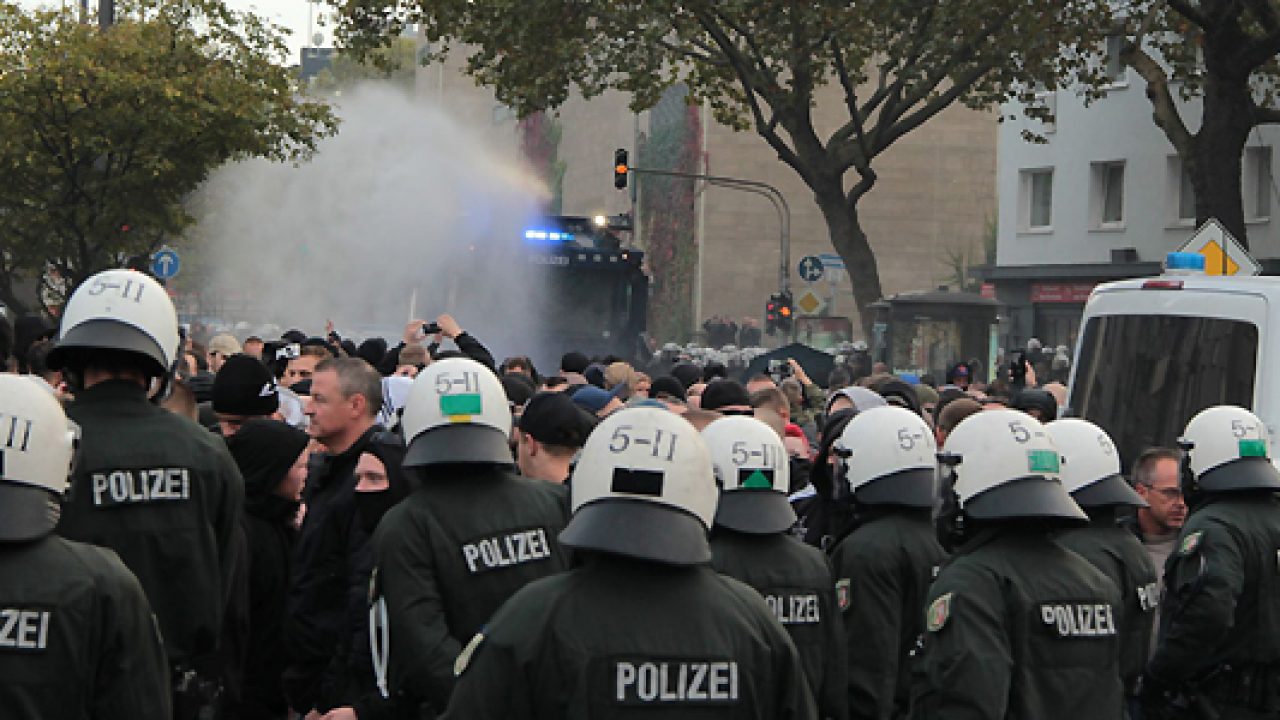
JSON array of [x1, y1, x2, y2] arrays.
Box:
[[1164, 252, 1206, 273], [523, 229, 576, 245]]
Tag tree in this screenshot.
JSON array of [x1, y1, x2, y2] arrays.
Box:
[[334, 0, 1112, 332], [1117, 1, 1280, 248], [0, 0, 337, 313], [311, 36, 419, 92]]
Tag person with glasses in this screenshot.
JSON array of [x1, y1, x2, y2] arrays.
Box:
[[1131, 449, 1187, 585]]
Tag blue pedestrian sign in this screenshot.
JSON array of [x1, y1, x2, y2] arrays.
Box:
[[150, 248, 180, 280], [798, 255, 825, 283]]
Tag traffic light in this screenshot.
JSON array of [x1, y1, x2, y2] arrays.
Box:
[[614, 148, 629, 189], [765, 294, 781, 336], [776, 291, 794, 332]]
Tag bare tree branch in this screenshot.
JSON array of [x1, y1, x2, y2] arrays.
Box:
[[1127, 44, 1194, 153], [1168, 0, 1212, 28]]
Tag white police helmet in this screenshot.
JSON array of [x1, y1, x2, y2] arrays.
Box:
[[400, 357, 512, 467], [1180, 406, 1280, 491], [47, 269, 179, 378], [561, 407, 717, 565], [1045, 419, 1146, 507], [836, 406, 937, 507], [0, 376, 79, 541], [941, 409, 1085, 522], [701, 416, 794, 534]]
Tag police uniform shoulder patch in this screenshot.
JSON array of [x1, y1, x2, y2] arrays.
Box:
[[1180, 530, 1204, 556], [454, 631, 485, 677], [927, 592, 953, 632], [835, 579, 851, 611]]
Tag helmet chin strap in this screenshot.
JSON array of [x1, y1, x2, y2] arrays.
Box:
[[1177, 438, 1204, 509], [934, 453, 967, 552]]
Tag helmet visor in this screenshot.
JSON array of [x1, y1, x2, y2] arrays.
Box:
[[0, 482, 60, 542], [714, 490, 796, 535], [964, 476, 1087, 523], [560, 498, 711, 565], [404, 424, 514, 467], [1072, 474, 1147, 508]]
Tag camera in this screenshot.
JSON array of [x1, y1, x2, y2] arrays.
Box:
[[1007, 350, 1029, 388], [419, 321, 441, 337]]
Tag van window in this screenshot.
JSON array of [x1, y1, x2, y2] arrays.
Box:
[[1069, 314, 1258, 472]]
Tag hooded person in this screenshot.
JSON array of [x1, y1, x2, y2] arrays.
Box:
[[367, 357, 572, 715], [1046, 419, 1157, 701], [440, 407, 818, 719], [703, 416, 848, 720], [827, 406, 949, 719], [321, 433, 413, 720], [225, 419, 311, 720], [213, 353, 280, 436]]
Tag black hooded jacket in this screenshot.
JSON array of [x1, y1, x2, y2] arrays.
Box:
[[225, 419, 310, 720]]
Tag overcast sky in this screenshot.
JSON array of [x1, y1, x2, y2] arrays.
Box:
[[18, 0, 321, 60]]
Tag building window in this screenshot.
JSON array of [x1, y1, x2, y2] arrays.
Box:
[[1090, 161, 1125, 228], [1167, 156, 1196, 223], [1104, 35, 1128, 85], [1245, 146, 1272, 221], [1020, 168, 1054, 231]]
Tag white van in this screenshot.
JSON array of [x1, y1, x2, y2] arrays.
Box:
[[1067, 253, 1272, 471]]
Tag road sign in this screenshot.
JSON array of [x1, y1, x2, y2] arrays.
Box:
[[798, 255, 825, 283], [1178, 218, 1261, 276], [796, 289, 826, 315], [150, 248, 180, 280], [817, 252, 845, 270]]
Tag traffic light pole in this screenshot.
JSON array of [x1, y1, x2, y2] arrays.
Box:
[[627, 166, 791, 297]]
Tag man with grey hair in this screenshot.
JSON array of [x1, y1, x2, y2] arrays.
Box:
[[286, 357, 388, 717]]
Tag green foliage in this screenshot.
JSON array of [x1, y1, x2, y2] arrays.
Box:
[[0, 0, 337, 310]]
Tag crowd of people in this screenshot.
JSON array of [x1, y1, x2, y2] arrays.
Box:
[[0, 267, 1277, 720]]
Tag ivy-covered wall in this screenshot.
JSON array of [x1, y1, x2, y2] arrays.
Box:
[[639, 85, 702, 343]]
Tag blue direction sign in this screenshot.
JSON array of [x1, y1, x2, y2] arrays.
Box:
[[798, 255, 825, 283], [150, 248, 180, 280]]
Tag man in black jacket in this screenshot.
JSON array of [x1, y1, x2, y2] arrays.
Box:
[[285, 357, 384, 716]]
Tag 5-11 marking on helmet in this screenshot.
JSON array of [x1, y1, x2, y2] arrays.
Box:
[[730, 441, 779, 469], [0, 413, 34, 453], [85, 276, 145, 303], [608, 424, 678, 461], [898, 427, 926, 450], [436, 371, 483, 420]]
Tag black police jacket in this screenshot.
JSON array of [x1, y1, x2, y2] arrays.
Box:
[[0, 534, 171, 719], [829, 509, 946, 720], [373, 465, 571, 712], [1056, 512, 1157, 691], [58, 380, 244, 667], [440, 554, 819, 719], [912, 527, 1124, 720], [1149, 492, 1280, 685], [711, 528, 847, 720]]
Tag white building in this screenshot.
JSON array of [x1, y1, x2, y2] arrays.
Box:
[[981, 46, 1280, 351]]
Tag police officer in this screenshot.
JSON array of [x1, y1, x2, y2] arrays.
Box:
[[1047, 419, 1157, 701], [370, 357, 572, 714], [703, 416, 847, 720], [1142, 406, 1280, 720], [0, 373, 171, 718], [913, 409, 1124, 719], [827, 406, 947, 720], [441, 406, 817, 718], [48, 269, 244, 716]]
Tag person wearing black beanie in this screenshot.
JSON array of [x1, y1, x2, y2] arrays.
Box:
[[213, 354, 280, 436], [224, 419, 311, 720]]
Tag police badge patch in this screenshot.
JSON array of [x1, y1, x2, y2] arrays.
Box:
[[836, 579, 851, 611], [1180, 531, 1204, 556], [927, 592, 953, 632]]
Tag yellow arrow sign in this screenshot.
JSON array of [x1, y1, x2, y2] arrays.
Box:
[[1198, 240, 1239, 276]]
